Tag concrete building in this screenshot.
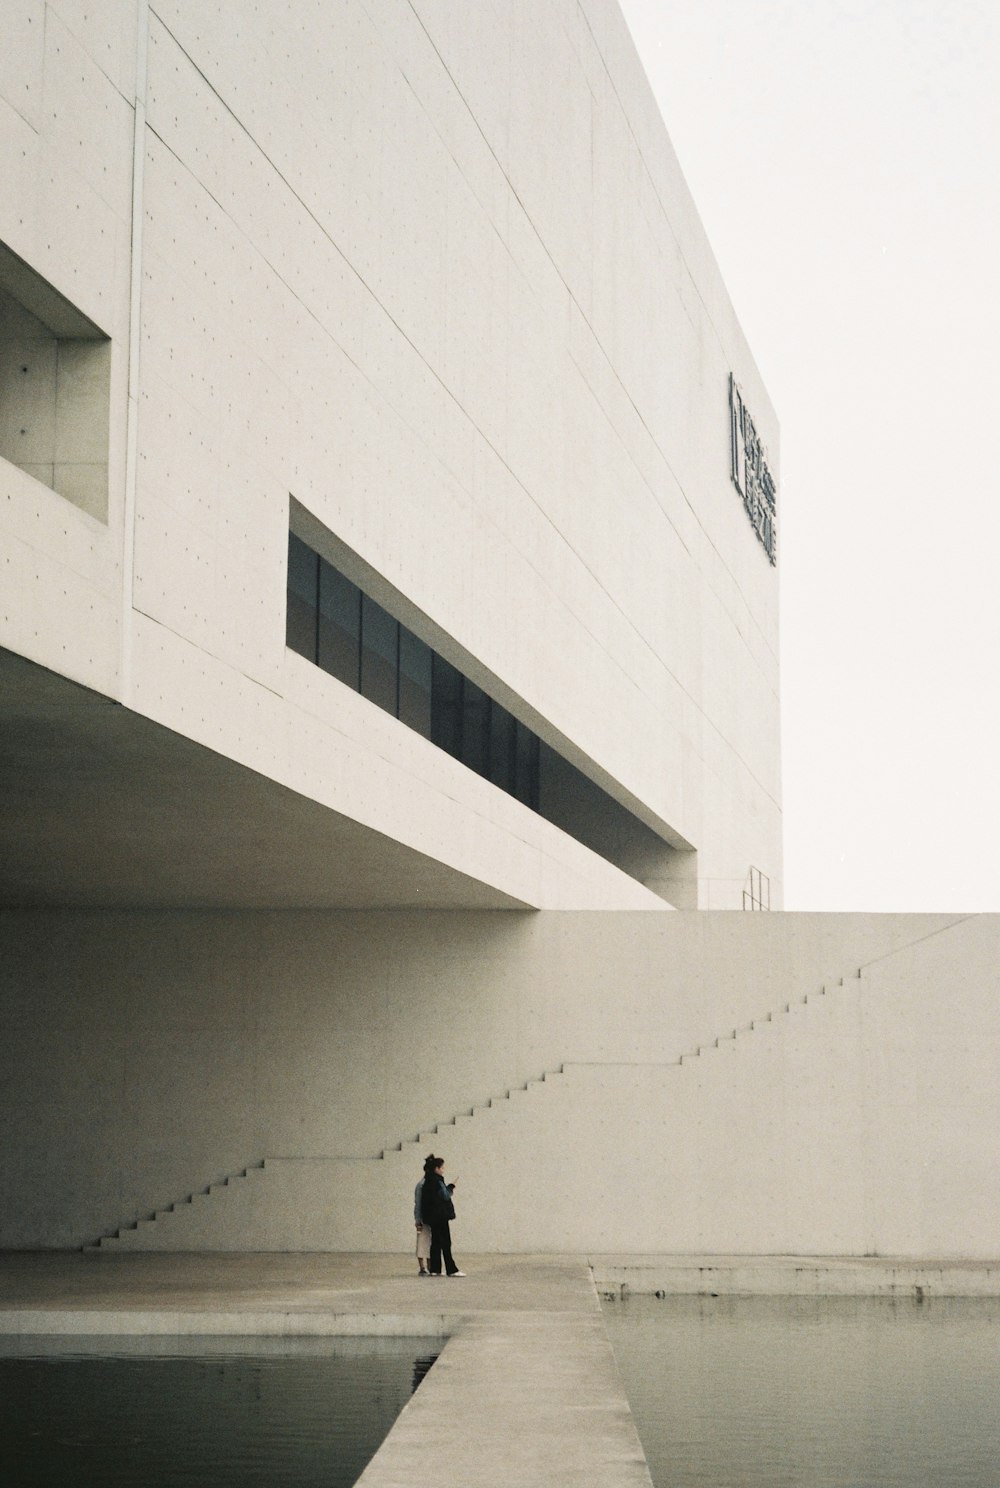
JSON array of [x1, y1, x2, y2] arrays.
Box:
[[2, 0, 998, 1261]]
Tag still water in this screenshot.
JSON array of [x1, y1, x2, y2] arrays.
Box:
[[603, 1294, 1000, 1488], [0, 1334, 439, 1487]]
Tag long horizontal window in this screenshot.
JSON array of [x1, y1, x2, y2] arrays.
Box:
[[286, 529, 687, 901], [286, 533, 539, 810]]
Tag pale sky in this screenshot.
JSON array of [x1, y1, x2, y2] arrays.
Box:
[[619, 0, 1000, 911]]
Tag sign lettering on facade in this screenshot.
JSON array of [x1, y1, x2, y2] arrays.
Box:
[[729, 373, 777, 565]]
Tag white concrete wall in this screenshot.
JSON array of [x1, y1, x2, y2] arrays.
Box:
[[1, 0, 781, 910], [0, 0, 134, 697], [3, 909, 993, 1256]]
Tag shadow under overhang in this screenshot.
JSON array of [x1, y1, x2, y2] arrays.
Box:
[[0, 648, 528, 910]]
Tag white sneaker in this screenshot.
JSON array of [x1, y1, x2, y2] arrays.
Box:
[[448, 1270, 466, 1277]]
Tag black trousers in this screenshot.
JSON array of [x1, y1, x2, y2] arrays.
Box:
[[429, 1219, 457, 1276]]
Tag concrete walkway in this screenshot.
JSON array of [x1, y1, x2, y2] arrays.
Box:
[[0, 1252, 654, 1487]]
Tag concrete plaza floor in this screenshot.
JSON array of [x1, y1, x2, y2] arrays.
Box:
[[4, 1250, 999, 1485], [0, 1251, 654, 1487]]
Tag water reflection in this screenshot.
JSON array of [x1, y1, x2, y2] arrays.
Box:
[[0, 1335, 440, 1488], [412, 1353, 438, 1393], [603, 1295, 1000, 1488]]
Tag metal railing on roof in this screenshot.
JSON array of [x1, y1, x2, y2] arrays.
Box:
[[743, 866, 771, 911]]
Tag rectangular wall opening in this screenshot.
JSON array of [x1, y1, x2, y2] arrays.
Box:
[[0, 243, 111, 523]]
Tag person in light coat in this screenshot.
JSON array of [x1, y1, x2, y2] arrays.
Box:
[[413, 1156, 434, 1275]]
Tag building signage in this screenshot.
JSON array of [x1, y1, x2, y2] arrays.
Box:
[[729, 373, 777, 565]]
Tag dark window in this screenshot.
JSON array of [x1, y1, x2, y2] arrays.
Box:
[[318, 560, 361, 688], [460, 679, 490, 778], [360, 594, 399, 716], [489, 703, 517, 794], [286, 532, 319, 661], [399, 630, 433, 739], [431, 655, 463, 759], [514, 721, 539, 810], [287, 531, 540, 812]]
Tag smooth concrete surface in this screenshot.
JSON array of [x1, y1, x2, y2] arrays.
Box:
[[2, 0, 782, 912], [0, 644, 666, 913], [0, 647, 528, 911], [0, 1253, 596, 1333], [592, 1255, 1000, 1299], [5, 1253, 1000, 1326], [0, 1253, 654, 1487], [6, 908, 995, 1256], [353, 1310, 653, 1488]]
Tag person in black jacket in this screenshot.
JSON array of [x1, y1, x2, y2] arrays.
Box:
[[420, 1155, 465, 1276]]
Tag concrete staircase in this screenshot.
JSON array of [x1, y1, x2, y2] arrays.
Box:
[[85, 974, 868, 1253], [85, 1071, 570, 1252], [675, 969, 861, 1065], [380, 1065, 570, 1159], [87, 1162, 267, 1252]]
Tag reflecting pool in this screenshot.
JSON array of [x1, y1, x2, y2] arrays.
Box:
[[0, 1334, 439, 1487], [603, 1294, 1000, 1488]]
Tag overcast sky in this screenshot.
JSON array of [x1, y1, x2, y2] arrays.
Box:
[[619, 0, 1000, 911]]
